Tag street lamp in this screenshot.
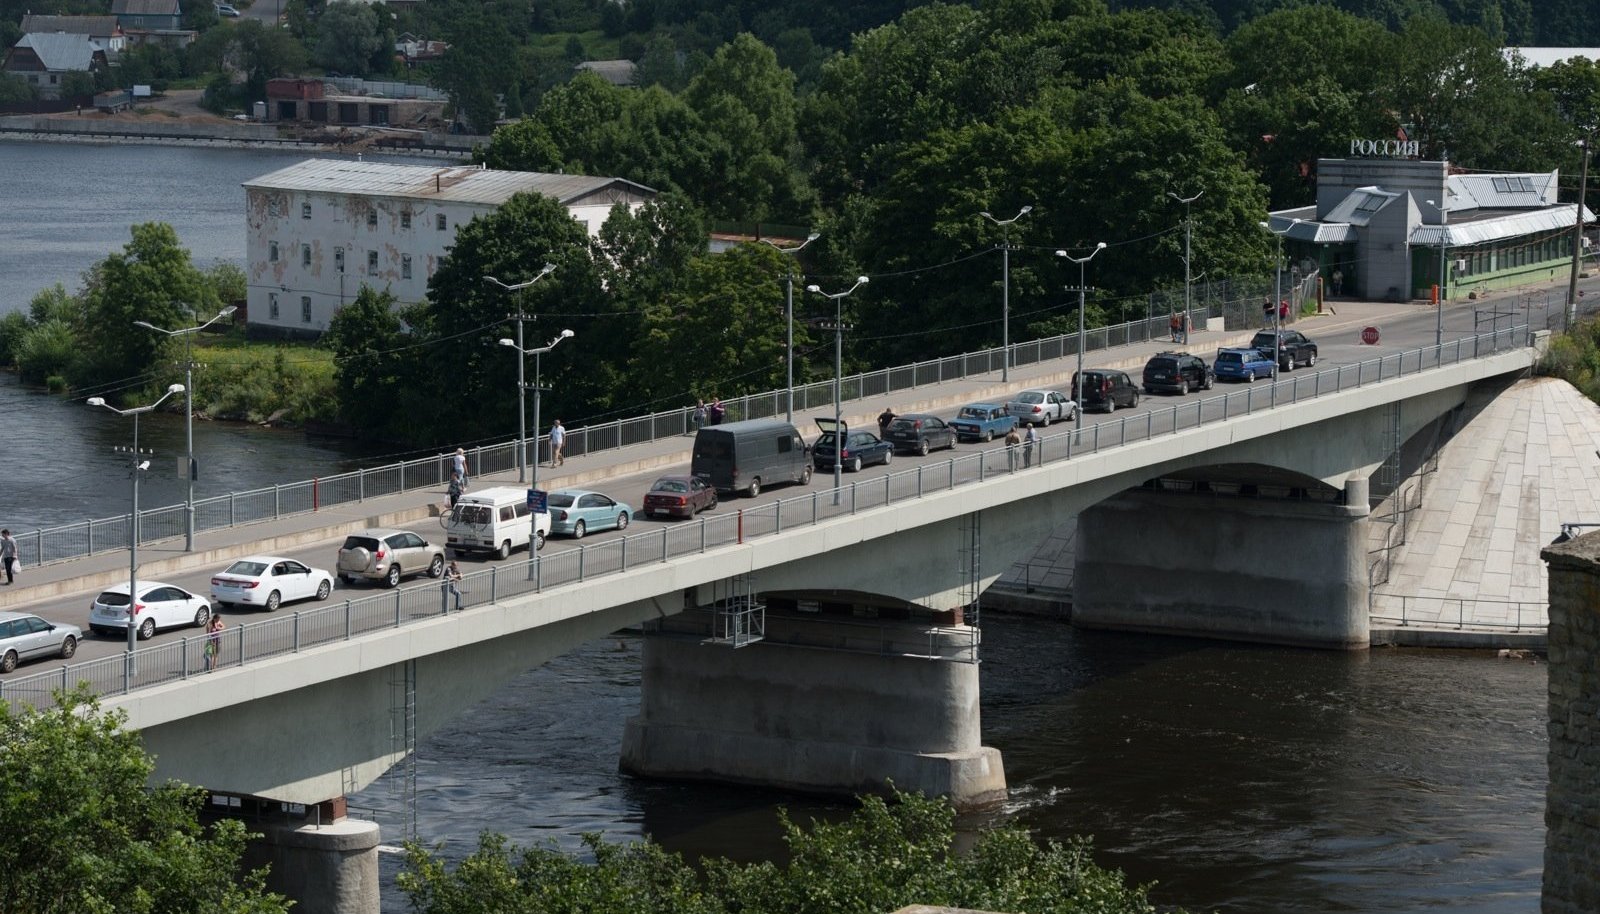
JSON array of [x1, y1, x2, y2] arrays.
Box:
[[805, 276, 870, 503], [497, 329, 574, 493], [1425, 200, 1449, 347], [1259, 219, 1299, 372], [134, 304, 236, 552], [1055, 243, 1107, 420], [1167, 191, 1202, 344], [485, 265, 557, 482], [1567, 134, 1593, 331], [87, 383, 185, 660], [980, 205, 1033, 380], [760, 232, 821, 422]]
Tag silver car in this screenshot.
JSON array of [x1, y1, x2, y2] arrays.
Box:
[[0, 611, 81, 673], [337, 529, 445, 588]]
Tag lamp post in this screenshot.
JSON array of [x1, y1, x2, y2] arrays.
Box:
[[1055, 243, 1108, 420], [805, 276, 870, 504], [87, 383, 185, 660], [498, 329, 574, 493], [760, 232, 821, 422], [979, 205, 1033, 380], [1259, 219, 1299, 372], [1567, 134, 1592, 331], [1167, 191, 1202, 345], [134, 305, 236, 552], [485, 265, 557, 482], [1424, 200, 1449, 347]]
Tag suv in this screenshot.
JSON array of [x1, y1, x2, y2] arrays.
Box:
[[1251, 329, 1318, 372], [1142, 352, 1214, 395], [1071, 369, 1140, 413], [1214, 347, 1277, 382], [337, 529, 445, 588]]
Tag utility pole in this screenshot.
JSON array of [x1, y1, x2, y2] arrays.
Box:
[[485, 266, 557, 483], [761, 233, 820, 422], [980, 206, 1033, 380], [1568, 134, 1592, 331], [1168, 191, 1202, 345]]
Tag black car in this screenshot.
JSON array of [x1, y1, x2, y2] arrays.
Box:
[[1251, 329, 1319, 371], [1142, 351, 1214, 394], [1072, 369, 1140, 413], [883, 414, 958, 455]]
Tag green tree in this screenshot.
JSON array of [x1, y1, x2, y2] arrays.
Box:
[[59, 69, 95, 100], [186, 19, 307, 104], [1528, 55, 1600, 184], [323, 286, 414, 436], [0, 70, 35, 104], [0, 686, 289, 914], [312, 0, 387, 77]]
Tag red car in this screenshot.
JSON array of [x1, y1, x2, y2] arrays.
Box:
[[643, 475, 718, 519]]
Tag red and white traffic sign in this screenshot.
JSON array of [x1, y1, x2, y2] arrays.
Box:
[[1361, 326, 1380, 345]]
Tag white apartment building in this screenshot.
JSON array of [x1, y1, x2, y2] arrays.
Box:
[[242, 158, 656, 337]]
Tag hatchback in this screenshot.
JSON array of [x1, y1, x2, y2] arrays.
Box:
[[643, 476, 717, 519], [337, 529, 445, 588], [883, 414, 958, 455], [548, 489, 632, 539], [1071, 370, 1140, 413], [0, 611, 81, 673], [211, 555, 335, 611], [89, 581, 212, 640], [813, 430, 894, 471]]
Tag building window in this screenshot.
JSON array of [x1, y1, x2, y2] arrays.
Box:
[[335, 247, 346, 272], [436, 214, 447, 231], [301, 202, 311, 219], [301, 296, 312, 323], [366, 209, 377, 227], [401, 255, 412, 279], [269, 241, 279, 262], [367, 250, 378, 271], [401, 210, 411, 229], [302, 244, 311, 266], [268, 198, 281, 218], [268, 293, 279, 320]]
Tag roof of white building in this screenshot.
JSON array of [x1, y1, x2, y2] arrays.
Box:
[[15, 32, 100, 70], [1502, 47, 1600, 69], [243, 159, 656, 207]]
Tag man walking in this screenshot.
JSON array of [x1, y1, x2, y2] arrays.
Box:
[[443, 560, 463, 612], [550, 419, 566, 467], [1023, 425, 1037, 468], [0, 529, 17, 585]]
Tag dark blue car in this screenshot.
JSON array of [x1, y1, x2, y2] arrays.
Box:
[[1214, 347, 1277, 383], [813, 429, 894, 471]]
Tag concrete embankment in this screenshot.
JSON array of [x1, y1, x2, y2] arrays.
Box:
[[0, 114, 479, 159]]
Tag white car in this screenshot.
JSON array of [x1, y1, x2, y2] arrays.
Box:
[[214, 3, 241, 15], [211, 555, 335, 611], [1004, 388, 1077, 426], [89, 581, 213, 640]]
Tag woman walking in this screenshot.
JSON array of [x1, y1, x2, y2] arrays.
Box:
[[205, 613, 225, 671]]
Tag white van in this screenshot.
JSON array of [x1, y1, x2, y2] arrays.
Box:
[[442, 487, 550, 559]]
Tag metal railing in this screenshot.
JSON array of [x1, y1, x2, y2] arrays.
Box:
[[0, 322, 1534, 711], [1369, 593, 1546, 633]]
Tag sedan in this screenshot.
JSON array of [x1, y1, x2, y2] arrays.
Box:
[[0, 611, 81, 673], [211, 555, 335, 612], [89, 581, 212, 640], [1005, 389, 1076, 426], [813, 430, 893, 472], [643, 475, 717, 519], [549, 489, 632, 539], [949, 403, 1017, 442], [883, 414, 958, 456]]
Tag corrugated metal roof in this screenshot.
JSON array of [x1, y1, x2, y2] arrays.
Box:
[[242, 159, 655, 206], [111, 0, 180, 14], [1447, 171, 1557, 210], [19, 14, 119, 36], [16, 32, 98, 70], [1265, 211, 1356, 243], [1411, 204, 1594, 246], [1323, 186, 1401, 226]]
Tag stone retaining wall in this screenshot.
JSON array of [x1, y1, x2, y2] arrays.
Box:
[[1539, 533, 1600, 914]]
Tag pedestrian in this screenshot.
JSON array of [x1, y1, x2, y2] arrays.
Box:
[[692, 398, 707, 434], [1023, 424, 1037, 468], [443, 560, 463, 612], [1332, 268, 1344, 296], [0, 529, 17, 585], [447, 471, 463, 508], [1004, 426, 1022, 472], [709, 398, 726, 425], [204, 613, 225, 671], [550, 419, 566, 467], [1169, 311, 1181, 343], [452, 447, 468, 490], [1279, 298, 1290, 322], [878, 407, 897, 435]]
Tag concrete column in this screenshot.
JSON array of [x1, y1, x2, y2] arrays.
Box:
[[620, 613, 1006, 809], [1540, 534, 1600, 914], [1073, 487, 1371, 649], [236, 803, 382, 914]]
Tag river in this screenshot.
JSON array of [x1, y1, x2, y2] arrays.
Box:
[[0, 141, 1549, 914]]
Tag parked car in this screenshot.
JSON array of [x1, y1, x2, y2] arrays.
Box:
[[1214, 347, 1277, 382], [950, 403, 1018, 441], [89, 581, 212, 640], [214, 3, 240, 15], [1005, 389, 1076, 427], [1251, 329, 1319, 371], [691, 419, 812, 497], [548, 489, 632, 538], [813, 427, 894, 471], [443, 486, 549, 558], [1142, 351, 1214, 394], [883, 413, 958, 455], [337, 529, 445, 588], [643, 475, 718, 519], [211, 555, 335, 612], [1071, 369, 1140, 413], [0, 611, 81, 672]]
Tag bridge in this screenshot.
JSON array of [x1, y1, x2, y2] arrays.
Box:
[[0, 303, 1547, 914]]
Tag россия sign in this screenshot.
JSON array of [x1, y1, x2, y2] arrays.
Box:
[[1350, 138, 1420, 158]]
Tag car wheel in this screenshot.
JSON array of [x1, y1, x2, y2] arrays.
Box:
[[428, 555, 445, 578], [59, 636, 77, 660], [340, 574, 357, 585], [138, 617, 156, 640], [1204, 374, 1214, 390], [384, 565, 402, 588], [265, 590, 281, 612], [918, 439, 930, 456], [850, 456, 862, 472], [1179, 380, 1189, 395], [316, 580, 331, 601], [193, 605, 211, 627], [1040, 413, 1051, 427], [535, 530, 546, 551], [572, 520, 587, 539], [799, 466, 812, 485], [1131, 391, 1140, 408], [882, 450, 892, 465], [616, 512, 630, 530], [0, 650, 16, 674], [496, 539, 511, 560], [746, 478, 762, 498], [1105, 397, 1115, 414], [1247, 370, 1256, 383], [1308, 352, 1317, 367], [984, 429, 993, 441]]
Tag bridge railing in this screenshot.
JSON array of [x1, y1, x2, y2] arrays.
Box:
[[1369, 593, 1545, 632], [0, 322, 1533, 711]]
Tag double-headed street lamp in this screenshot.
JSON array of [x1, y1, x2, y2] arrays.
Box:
[[1056, 243, 1107, 420], [805, 276, 869, 504], [1167, 191, 1202, 344], [135, 305, 236, 552], [1424, 200, 1450, 347], [1259, 219, 1300, 372], [485, 265, 558, 482], [498, 329, 574, 493], [980, 205, 1033, 380], [87, 383, 185, 659], [760, 232, 821, 422]]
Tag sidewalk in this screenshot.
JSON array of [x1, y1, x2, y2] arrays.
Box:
[[0, 298, 1442, 612]]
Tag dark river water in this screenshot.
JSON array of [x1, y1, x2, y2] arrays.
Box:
[[0, 142, 1549, 914]]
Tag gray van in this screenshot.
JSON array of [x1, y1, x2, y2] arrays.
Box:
[[692, 419, 813, 497]]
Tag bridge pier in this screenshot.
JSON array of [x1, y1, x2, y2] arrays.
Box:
[[1072, 479, 1371, 649], [224, 797, 381, 914], [620, 606, 1006, 808]]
